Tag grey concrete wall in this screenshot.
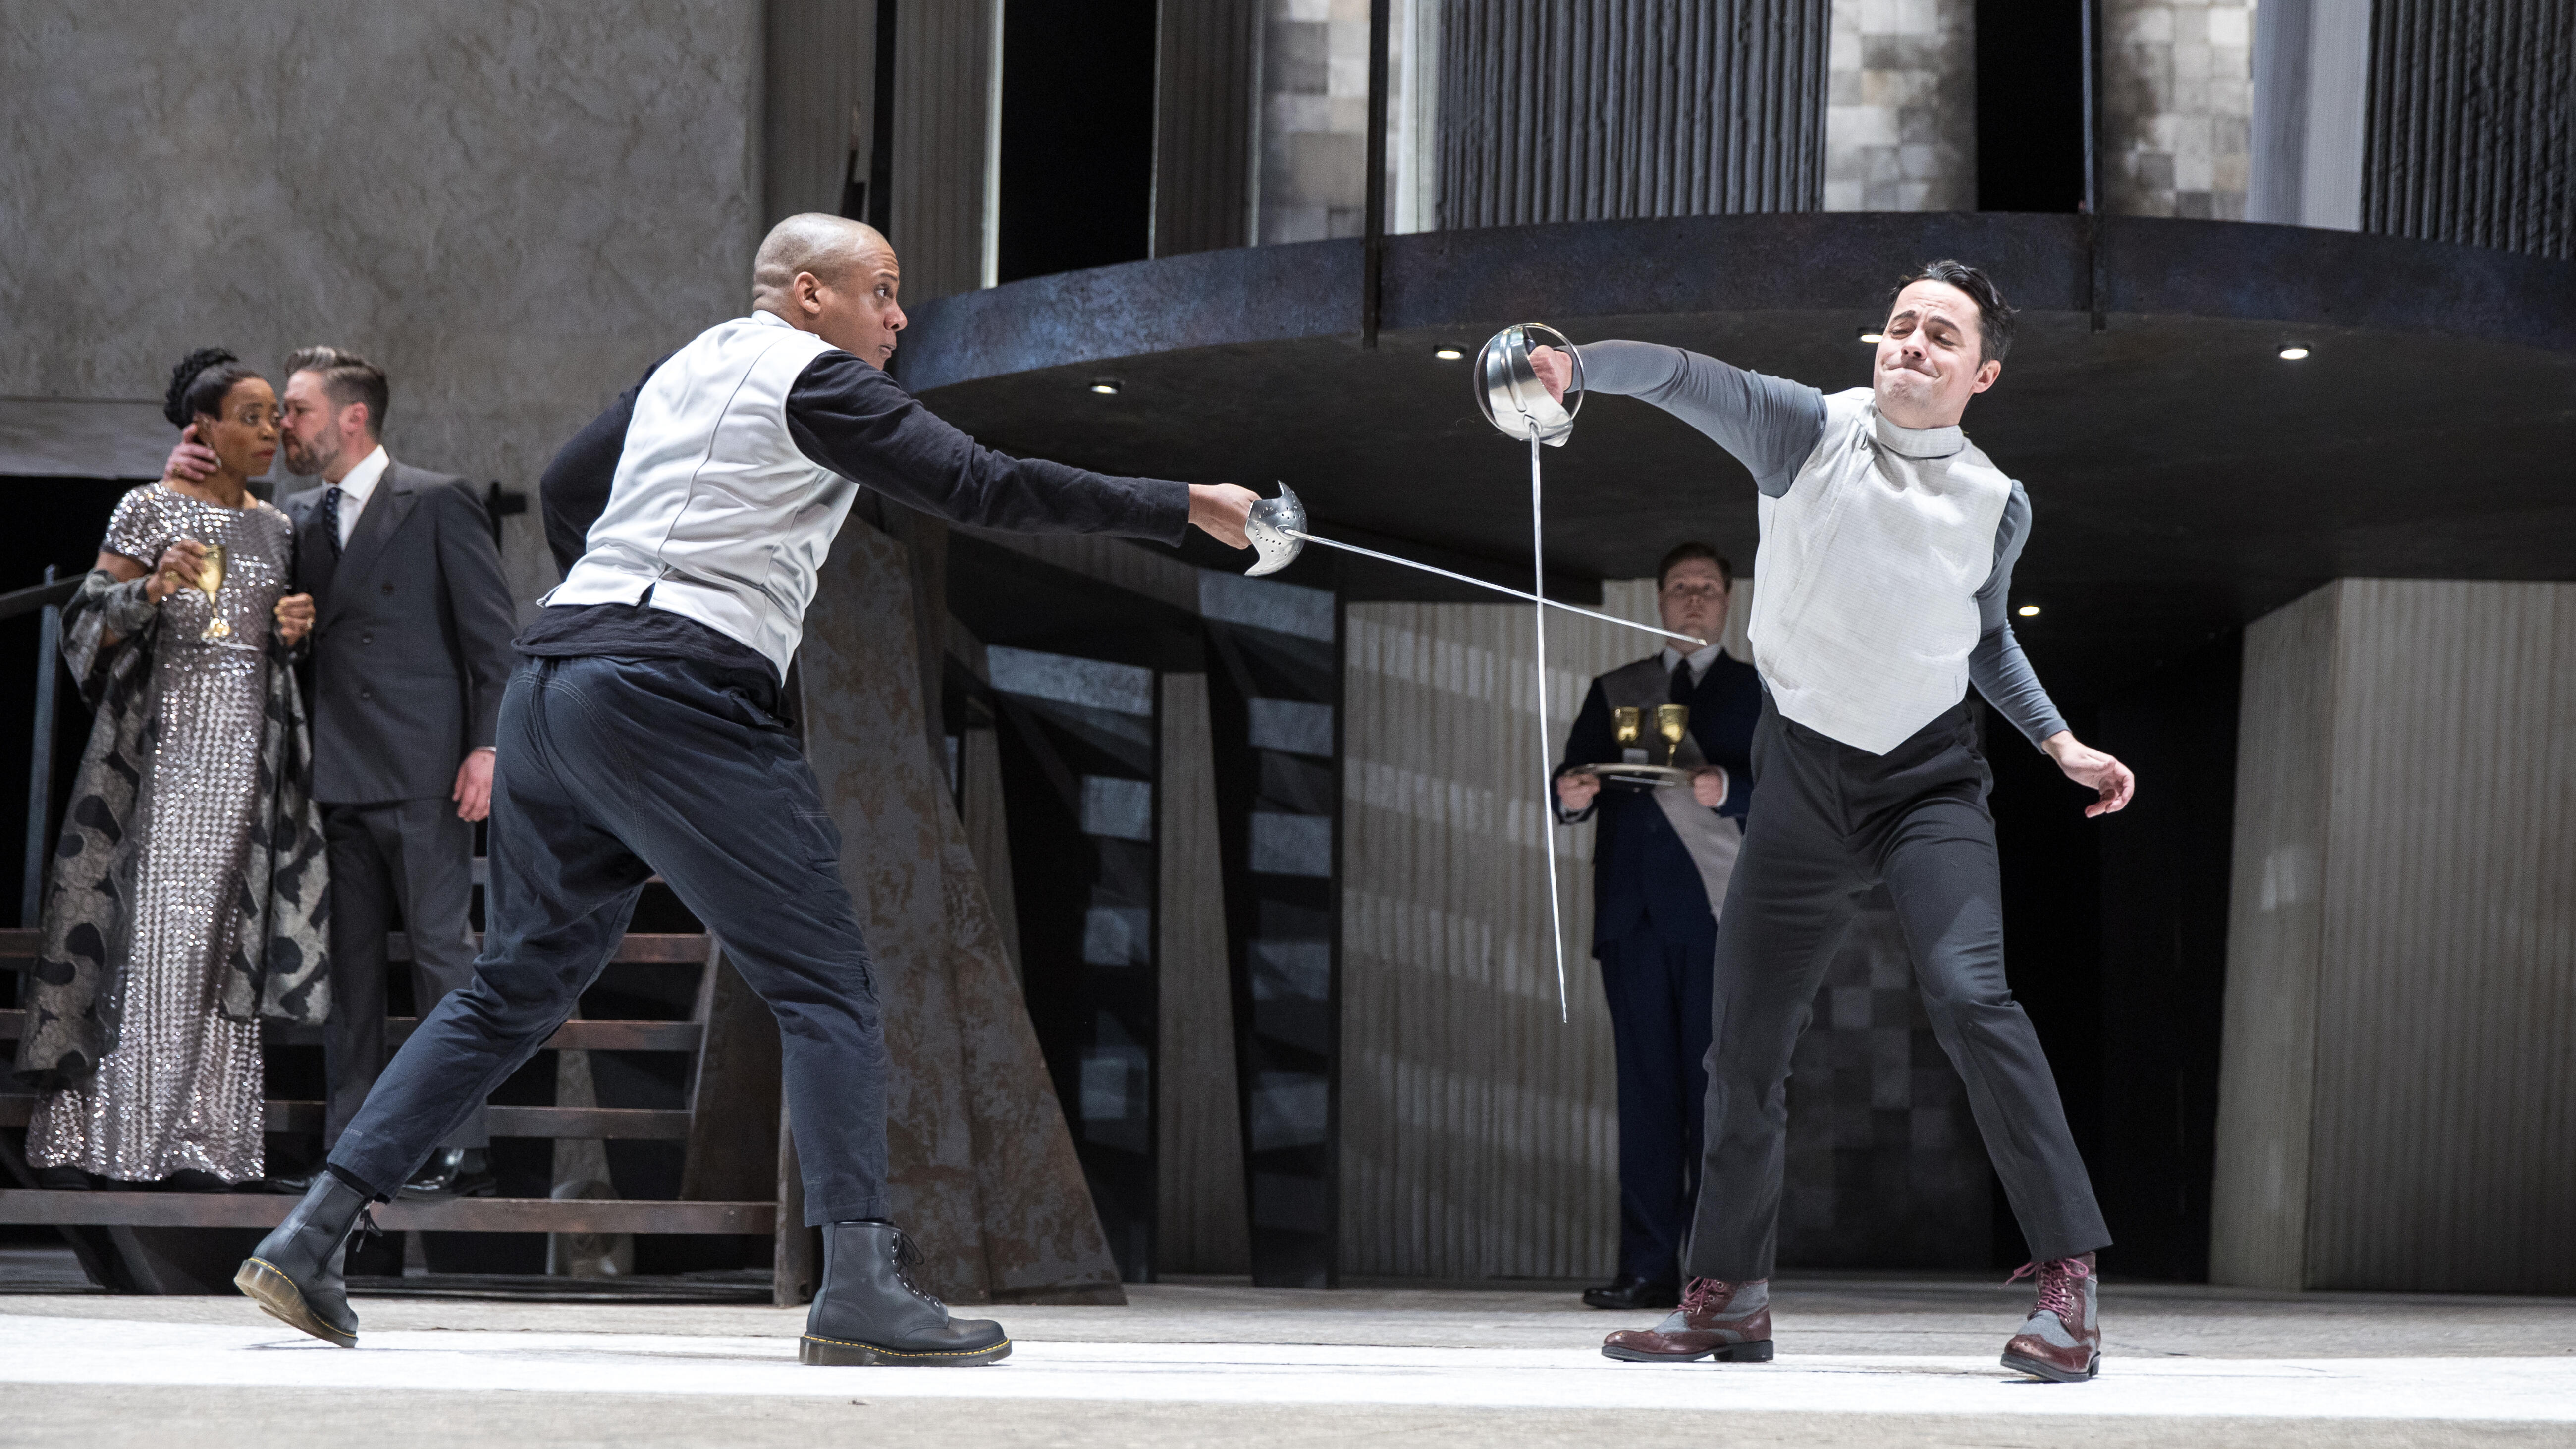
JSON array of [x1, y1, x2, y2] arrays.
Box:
[[0, 0, 765, 608], [1156, 672, 1252, 1275], [2361, 0, 2576, 261], [2212, 579, 2576, 1293]]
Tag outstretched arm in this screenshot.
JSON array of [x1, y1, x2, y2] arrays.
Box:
[[1529, 341, 1826, 495], [788, 353, 1254, 547], [1970, 484, 2134, 817]]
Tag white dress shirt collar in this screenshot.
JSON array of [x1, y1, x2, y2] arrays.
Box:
[[331, 445, 391, 548], [1659, 638, 1725, 684]]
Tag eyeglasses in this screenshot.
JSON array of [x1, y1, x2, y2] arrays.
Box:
[[1661, 582, 1727, 601]]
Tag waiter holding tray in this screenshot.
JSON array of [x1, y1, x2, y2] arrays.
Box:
[[1554, 542, 1759, 1311]]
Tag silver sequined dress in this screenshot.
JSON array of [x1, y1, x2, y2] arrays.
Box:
[[29, 485, 296, 1182]]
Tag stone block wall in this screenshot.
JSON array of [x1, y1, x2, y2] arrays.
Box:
[[1824, 0, 1977, 212], [2103, 0, 2256, 219], [1260, 0, 1373, 243]]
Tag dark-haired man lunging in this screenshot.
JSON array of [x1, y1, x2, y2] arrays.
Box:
[[1531, 261, 2133, 1382]]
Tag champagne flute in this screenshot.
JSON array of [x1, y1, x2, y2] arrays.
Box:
[[1655, 703, 1689, 770], [197, 542, 230, 640]]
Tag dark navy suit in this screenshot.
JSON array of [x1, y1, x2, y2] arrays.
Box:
[[1557, 649, 1760, 1284]]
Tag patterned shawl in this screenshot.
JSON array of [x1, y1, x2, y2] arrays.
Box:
[[10, 569, 331, 1090]]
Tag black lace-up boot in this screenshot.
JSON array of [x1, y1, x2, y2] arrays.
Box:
[[234, 1172, 375, 1348], [800, 1221, 1011, 1366]]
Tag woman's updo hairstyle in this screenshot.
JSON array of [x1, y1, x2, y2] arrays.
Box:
[[163, 347, 261, 429]]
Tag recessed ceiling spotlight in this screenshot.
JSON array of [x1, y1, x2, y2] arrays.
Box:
[[2017, 604, 2041, 618], [1433, 347, 1464, 360], [1858, 328, 1886, 344], [1089, 379, 1123, 395], [2277, 345, 2310, 360]]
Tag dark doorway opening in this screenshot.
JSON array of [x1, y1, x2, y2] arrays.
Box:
[[1976, 0, 2088, 212], [1981, 628, 2240, 1280], [996, 0, 1158, 283]]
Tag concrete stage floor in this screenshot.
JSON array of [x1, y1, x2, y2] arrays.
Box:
[[2, 1272, 2572, 1447]]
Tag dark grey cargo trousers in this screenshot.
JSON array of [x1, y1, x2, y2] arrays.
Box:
[[1685, 695, 2110, 1280]]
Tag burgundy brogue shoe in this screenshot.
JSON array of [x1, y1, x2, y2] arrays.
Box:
[[2000, 1252, 2100, 1382], [1601, 1276, 1774, 1363]]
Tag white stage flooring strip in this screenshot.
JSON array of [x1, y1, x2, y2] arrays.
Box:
[[1, 1315, 2570, 1421]]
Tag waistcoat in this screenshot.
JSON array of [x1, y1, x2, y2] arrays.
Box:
[[1747, 388, 2012, 754], [1595, 655, 1741, 922], [543, 312, 849, 675]]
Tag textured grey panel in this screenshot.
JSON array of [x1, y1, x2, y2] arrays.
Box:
[[2213, 579, 2576, 1294], [1156, 673, 1252, 1274], [2305, 581, 2576, 1293], [2364, 0, 2576, 259], [763, 0, 870, 223], [2250, 0, 2368, 229], [2209, 582, 2339, 1291], [892, 0, 997, 302], [1154, 0, 1260, 255], [1436, 0, 1828, 229]]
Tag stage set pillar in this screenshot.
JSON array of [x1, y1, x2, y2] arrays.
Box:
[[2212, 579, 2576, 1294], [796, 515, 1124, 1305]]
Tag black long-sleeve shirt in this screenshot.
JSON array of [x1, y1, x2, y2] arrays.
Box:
[[519, 347, 1191, 677]]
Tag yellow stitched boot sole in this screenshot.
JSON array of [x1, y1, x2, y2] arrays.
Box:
[[799, 1333, 1011, 1366], [234, 1257, 357, 1349]]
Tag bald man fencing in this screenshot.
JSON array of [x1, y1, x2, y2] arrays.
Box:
[[238, 215, 1258, 1364]]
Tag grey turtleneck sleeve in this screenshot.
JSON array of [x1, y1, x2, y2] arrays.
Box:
[[1575, 338, 2070, 750]]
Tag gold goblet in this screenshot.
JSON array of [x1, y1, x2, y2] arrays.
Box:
[[1612, 706, 1641, 749], [1655, 703, 1689, 767], [196, 542, 230, 640]]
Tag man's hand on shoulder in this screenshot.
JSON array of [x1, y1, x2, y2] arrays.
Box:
[[1188, 484, 1258, 549], [2042, 732, 2135, 818], [163, 425, 218, 485]]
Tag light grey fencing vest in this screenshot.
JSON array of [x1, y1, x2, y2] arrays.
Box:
[[1747, 388, 2013, 754], [543, 311, 848, 676], [1597, 655, 1742, 923]]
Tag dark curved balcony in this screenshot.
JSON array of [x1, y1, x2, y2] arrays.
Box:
[[907, 213, 2576, 694]]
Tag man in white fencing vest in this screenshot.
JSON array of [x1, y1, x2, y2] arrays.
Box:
[[238, 214, 1259, 1366], [1535, 261, 2135, 1384]]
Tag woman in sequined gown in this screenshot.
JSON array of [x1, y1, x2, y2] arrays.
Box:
[[26, 351, 319, 1188]]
